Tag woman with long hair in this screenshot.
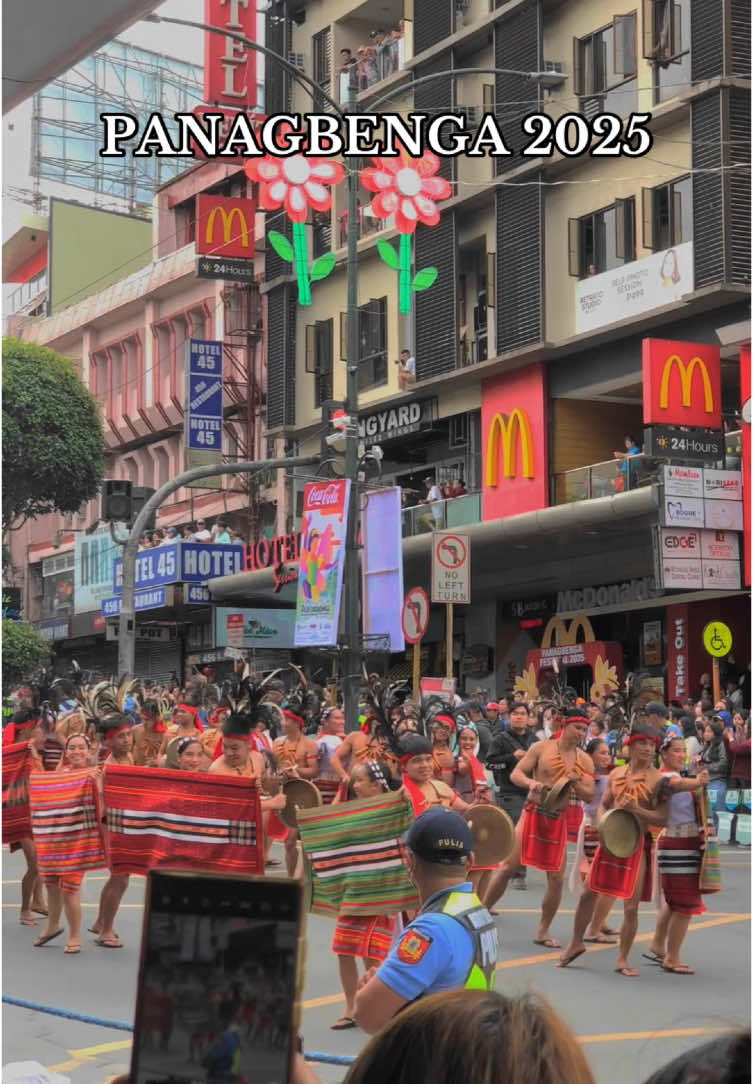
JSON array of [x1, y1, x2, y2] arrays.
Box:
[[342, 988, 595, 1084], [697, 717, 729, 830], [645, 736, 710, 974]]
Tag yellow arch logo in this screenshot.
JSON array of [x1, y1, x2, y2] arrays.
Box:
[[485, 408, 535, 487], [206, 205, 250, 249], [659, 355, 713, 413], [541, 614, 595, 648]]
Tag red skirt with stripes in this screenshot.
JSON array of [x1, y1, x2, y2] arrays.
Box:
[[520, 803, 567, 873], [658, 833, 706, 916], [589, 833, 654, 901], [565, 803, 584, 843], [331, 913, 395, 961]]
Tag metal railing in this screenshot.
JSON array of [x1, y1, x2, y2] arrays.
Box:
[[552, 454, 661, 505], [401, 491, 481, 537]]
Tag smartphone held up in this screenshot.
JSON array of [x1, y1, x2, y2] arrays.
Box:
[[130, 872, 305, 1084]]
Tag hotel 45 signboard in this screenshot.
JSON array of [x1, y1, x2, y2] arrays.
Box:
[[113, 543, 245, 593]]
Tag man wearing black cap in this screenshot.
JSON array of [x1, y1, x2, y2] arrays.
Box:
[[353, 808, 498, 1034]]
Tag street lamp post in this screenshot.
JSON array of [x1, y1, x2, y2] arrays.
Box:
[[132, 14, 544, 724]]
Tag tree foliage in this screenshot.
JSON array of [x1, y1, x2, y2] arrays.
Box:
[[3, 336, 105, 528], [2, 618, 51, 685]]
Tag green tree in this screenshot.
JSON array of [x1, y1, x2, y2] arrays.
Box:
[[3, 336, 105, 528], [2, 618, 51, 685]]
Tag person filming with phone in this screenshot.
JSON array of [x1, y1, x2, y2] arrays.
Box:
[[353, 808, 498, 1035]]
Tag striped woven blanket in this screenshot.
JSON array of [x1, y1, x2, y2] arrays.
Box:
[[104, 765, 263, 876], [3, 741, 32, 845], [297, 791, 418, 918], [30, 769, 107, 876]]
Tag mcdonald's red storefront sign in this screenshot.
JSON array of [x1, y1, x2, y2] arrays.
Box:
[[196, 195, 256, 260], [642, 338, 722, 430], [481, 363, 548, 522]]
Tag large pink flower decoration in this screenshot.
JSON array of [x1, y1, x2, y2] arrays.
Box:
[[360, 149, 451, 234], [246, 153, 344, 224]]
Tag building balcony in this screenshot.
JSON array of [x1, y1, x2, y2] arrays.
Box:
[[401, 490, 481, 537]]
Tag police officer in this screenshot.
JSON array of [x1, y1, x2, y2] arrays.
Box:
[[353, 807, 499, 1034]]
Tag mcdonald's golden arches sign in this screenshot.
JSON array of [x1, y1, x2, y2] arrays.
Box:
[[481, 364, 548, 521], [196, 194, 256, 260], [642, 338, 721, 430]]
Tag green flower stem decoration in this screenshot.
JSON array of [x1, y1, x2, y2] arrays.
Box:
[[268, 227, 336, 307], [377, 237, 439, 315], [399, 233, 411, 314]]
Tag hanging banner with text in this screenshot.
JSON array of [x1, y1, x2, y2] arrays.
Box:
[[185, 338, 223, 490], [113, 543, 245, 593], [294, 481, 351, 647]]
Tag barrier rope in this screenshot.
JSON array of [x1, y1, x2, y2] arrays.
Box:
[[2, 995, 356, 1066]]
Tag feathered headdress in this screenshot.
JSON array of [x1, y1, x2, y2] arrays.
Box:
[[362, 675, 411, 754]]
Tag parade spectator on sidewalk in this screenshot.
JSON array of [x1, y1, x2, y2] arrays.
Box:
[[729, 711, 750, 787], [697, 718, 729, 830], [192, 518, 212, 542]]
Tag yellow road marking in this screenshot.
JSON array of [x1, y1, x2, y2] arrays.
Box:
[[578, 1026, 728, 1045], [70, 1039, 133, 1057], [497, 913, 750, 969]]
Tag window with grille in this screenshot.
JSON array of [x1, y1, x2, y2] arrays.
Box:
[[305, 318, 333, 406], [642, 175, 692, 251], [341, 299, 388, 392], [643, 0, 691, 103], [568, 198, 636, 278], [574, 13, 637, 114], [313, 28, 332, 88]]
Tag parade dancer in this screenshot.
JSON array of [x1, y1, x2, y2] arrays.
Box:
[[559, 718, 669, 975], [131, 698, 167, 767], [398, 734, 471, 816], [645, 736, 710, 974], [314, 706, 345, 804], [483, 709, 594, 948], [568, 738, 619, 943], [273, 701, 319, 876], [330, 760, 396, 1031], [18, 721, 48, 925]]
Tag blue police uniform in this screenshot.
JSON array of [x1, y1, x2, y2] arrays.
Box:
[[377, 882, 498, 1001]]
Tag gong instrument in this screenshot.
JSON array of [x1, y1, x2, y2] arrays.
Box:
[[279, 778, 322, 829], [599, 808, 641, 858], [464, 805, 515, 867], [541, 777, 572, 814]]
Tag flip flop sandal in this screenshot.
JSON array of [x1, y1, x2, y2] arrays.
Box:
[[33, 928, 64, 947], [64, 944, 81, 955], [95, 936, 124, 948], [661, 964, 695, 975], [584, 935, 617, 944], [31, 908, 49, 917], [533, 938, 561, 949], [641, 952, 665, 964], [614, 967, 639, 977], [330, 1017, 357, 1030], [601, 926, 619, 936], [557, 948, 586, 968], [20, 917, 39, 927]]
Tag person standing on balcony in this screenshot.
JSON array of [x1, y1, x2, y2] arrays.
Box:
[[419, 476, 443, 531], [612, 435, 641, 491], [397, 349, 415, 390]]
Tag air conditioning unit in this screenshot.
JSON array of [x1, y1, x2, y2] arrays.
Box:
[[288, 53, 305, 71], [536, 62, 567, 89]]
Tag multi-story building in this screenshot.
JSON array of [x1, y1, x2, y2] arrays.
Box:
[[5, 161, 283, 680], [210, 0, 750, 698]]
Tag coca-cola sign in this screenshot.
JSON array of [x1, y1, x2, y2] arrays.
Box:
[[304, 482, 348, 516]]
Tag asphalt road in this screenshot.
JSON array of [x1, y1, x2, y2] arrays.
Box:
[[3, 842, 749, 1084]]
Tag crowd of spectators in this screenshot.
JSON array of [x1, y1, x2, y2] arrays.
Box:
[[138, 519, 245, 550], [337, 21, 407, 91]]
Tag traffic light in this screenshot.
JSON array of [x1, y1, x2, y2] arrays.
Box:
[[320, 399, 347, 477], [102, 480, 132, 523], [131, 486, 156, 531]]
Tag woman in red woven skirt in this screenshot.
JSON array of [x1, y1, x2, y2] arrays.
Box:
[[32, 734, 92, 954], [330, 760, 396, 1032], [646, 736, 710, 975]]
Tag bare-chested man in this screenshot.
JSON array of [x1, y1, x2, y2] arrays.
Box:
[[429, 715, 457, 788], [131, 700, 165, 767], [483, 708, 594, 948], [92, 715, 135, 949], [331, 717, 397, 788], [559, 719, 669, 975], [273, 708, 320, 877]]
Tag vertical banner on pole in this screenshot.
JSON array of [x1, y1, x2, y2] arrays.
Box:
[[294, 481, 351, 647], [186, 338, 223, 490], [361, 487, 405, 653]]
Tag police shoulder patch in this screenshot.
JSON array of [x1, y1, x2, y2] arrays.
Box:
[[396, 929, 433, 964]]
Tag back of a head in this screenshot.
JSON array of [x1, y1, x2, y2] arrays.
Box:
[[642, 1029, 750, 1084], [343, 989, 595, 1084]]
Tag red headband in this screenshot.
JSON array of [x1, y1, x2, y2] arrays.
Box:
[[105, 724, 131, 741], [434, 714, 456, 731], [284, 710, 304, 727], [563, 716, 589, 726], [625, 733, 662, 748], [177, 704, 204, 732]]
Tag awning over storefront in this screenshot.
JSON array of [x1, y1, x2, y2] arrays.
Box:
[[208, 487, 663, 606]]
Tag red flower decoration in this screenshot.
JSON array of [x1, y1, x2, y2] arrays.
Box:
[[360, 149, 452, 234], [245, 152, 345, 224]]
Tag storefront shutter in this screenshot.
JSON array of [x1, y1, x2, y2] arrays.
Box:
[[495, 181, 543, 353]]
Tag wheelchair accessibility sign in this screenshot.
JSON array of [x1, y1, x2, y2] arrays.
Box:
[[702, 621, 733, 658]]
